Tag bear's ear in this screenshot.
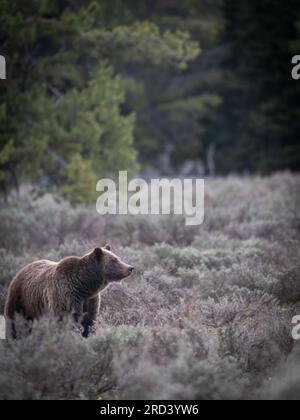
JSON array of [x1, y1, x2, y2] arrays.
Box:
[[94, 248, 103, 263], [104, 244, 111, 251]]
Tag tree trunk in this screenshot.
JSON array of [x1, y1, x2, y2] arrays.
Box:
[[207, 143, 216, 177]]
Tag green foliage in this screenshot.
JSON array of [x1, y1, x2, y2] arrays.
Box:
[[215, 0, 300, 174], [0, 139, 14, 182], [58, 155, 98, 205], [1, 0, 299, 198], [93, 22, 200, 69], [22, 66, 137, 202], [0, 0, 200, 200]]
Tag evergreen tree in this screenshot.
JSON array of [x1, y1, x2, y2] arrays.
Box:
[[216, 0, 300, 173], [0, 0, 199, 200]]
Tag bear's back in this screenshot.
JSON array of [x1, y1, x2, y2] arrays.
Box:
[[18, 260, 58, 284], [5, 260, 59, 318]]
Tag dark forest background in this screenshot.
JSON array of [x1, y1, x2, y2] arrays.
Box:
[[1, 0, 300, 204]]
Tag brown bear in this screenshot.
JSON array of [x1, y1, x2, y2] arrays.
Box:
[[4, 245, 134, 338]]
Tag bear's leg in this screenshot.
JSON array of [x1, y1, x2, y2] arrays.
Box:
[[5, 310, 28, 339], [71, 300, 84, 327], [4, 293, 22, 339], [82, 296, 100, 338], [5, 318, 16, 339]]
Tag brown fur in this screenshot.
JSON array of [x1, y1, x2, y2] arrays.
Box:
[[4, 245, 134, 338]]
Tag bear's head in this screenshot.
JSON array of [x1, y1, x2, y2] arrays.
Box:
[[95, 244, 134, 282], [82, 245, 134, 289], [81, 245, 134, 295]]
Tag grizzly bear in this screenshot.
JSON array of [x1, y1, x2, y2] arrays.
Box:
[[4, 245, 134, 338]]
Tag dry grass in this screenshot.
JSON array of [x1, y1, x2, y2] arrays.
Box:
[[0, 173, 299, 400]]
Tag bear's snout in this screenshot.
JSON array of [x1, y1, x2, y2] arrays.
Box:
[[124, 265, 134, 277]]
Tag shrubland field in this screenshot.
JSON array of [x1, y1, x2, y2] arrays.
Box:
[[0, 173, 300, 400]]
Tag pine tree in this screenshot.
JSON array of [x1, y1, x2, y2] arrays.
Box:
[[0, 0, 200, 200], [216, 0, 300, 173]]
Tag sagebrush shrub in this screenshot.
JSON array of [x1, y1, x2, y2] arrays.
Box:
[[0, 318, 108, 400], [0, 174, 299, 400], [263, 343, 300, 400]]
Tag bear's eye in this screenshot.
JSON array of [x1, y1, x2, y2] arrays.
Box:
[[109, 261, 119, 273]]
